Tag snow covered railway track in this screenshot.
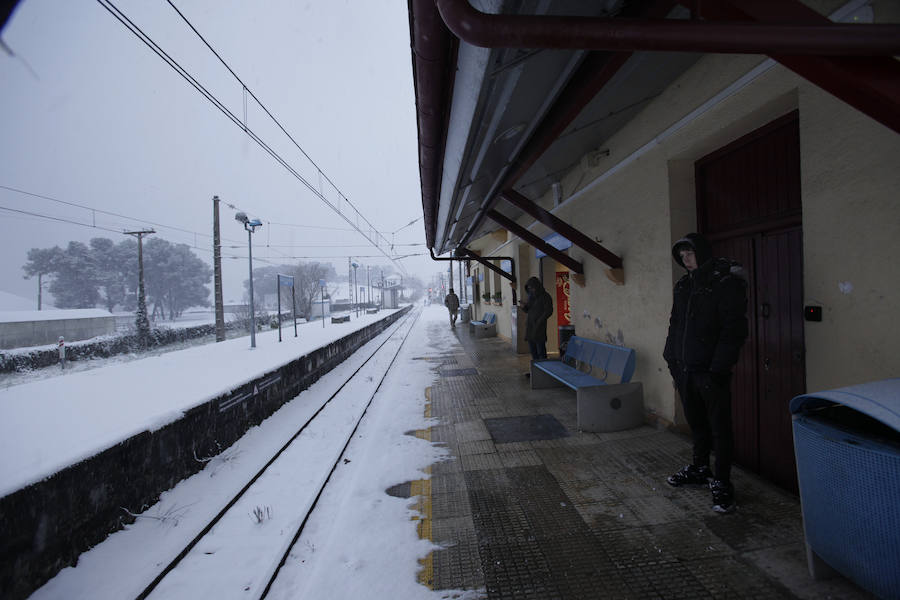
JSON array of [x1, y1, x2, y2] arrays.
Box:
[[136, 307, 422, 600]]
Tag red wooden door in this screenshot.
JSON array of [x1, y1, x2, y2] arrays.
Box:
[[697, 111, 805, 493], [710, 235, 759, 473], [756, 227, 805, 492]]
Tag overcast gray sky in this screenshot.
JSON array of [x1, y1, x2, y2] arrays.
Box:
[[0, 0, 435, 305]]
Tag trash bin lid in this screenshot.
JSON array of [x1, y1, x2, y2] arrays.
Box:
[[790, 377, 900, 432]]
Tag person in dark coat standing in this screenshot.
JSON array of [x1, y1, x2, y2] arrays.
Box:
[[520, 276, 554, 360], [663, 233, 748, 514], [444, 288, 460, 328]]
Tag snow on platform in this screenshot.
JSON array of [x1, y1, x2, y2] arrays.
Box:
[[0, 309, 403, 498]]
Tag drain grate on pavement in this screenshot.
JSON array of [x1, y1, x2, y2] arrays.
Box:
[[441, 367, 479, 377], [484, 414, 570, 444]]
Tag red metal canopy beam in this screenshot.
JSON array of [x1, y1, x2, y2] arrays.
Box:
[[486, 209, 584, 274], [702, 0, 900, 135], [454, 247, 516, 283], [434, 0, 900, 56], [457, 0, 677, 250], [500, 190, 623, 271]]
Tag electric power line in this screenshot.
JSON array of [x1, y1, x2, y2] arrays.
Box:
[[256, 243, 424, 249], [0, 203, 238, 257], [267, 221, 355, 233], [0, 183, 246, 246], [0, 205, 124, 235], [97, 0, 412, 276], [165, 1, 415, 246]]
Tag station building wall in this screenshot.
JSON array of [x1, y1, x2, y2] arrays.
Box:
[[470, 34, 900, 426]]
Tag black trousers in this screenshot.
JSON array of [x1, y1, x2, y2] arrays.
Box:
[[679, 371, 734, 482]]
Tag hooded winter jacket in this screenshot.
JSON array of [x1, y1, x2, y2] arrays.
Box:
[[444, 291, 459, 311], [522, 276, 554, 343], [663, 233, 748, 382]]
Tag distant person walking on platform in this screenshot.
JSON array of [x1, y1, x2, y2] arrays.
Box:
[[520, 276, 553, 361], [664, 233, 748, 514], [444, 288, 460, 328]]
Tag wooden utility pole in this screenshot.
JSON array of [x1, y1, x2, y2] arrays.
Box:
[[213, 196, 225, 342], [124, 229, 155, 343]]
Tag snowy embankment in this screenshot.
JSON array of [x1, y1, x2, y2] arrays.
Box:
[[0, 309, 402, 499]]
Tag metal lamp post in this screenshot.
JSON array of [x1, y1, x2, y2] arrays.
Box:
[[351, 261, 359, 317], [235, 212, 262, 348]]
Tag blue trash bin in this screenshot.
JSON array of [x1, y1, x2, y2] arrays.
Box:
[[790, 378, 900, 599]]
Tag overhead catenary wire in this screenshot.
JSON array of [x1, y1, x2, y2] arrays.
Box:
[[0, 183, 248, 246], [254, 243, 424, 249], [0, 203, 252, 259], [0, 205, 125, 236], [94, 1, 338, 238], [164, 1, 418, 248], [225, 253, 425, 260], [97, 0, 411, 276]]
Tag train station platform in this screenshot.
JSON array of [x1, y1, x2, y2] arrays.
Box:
[[413, 314, 868, 599]]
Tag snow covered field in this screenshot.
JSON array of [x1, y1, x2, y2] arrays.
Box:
[[14, 305, 481, 599]]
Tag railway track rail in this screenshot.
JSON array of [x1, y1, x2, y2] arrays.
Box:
[[136, 307, 421, 599]]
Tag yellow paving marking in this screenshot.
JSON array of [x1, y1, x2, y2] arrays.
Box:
[[416, 387, 435, 589]]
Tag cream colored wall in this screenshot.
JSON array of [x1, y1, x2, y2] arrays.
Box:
[[799, 87, 900, 390], [465, 11, 900, 419], [467, 231, 515, 340], [552, 157, 676, 422], [521, 50, 899, 423]]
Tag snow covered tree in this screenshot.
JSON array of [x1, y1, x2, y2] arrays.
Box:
[[90, 237, 135, 313], [22, 246, 63, 309], [143, 238, 212, 320], [46, 241, 102, 308]]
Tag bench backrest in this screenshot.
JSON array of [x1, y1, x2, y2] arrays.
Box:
[[484, 312, 497, 324], [563, 335, 635, 383]]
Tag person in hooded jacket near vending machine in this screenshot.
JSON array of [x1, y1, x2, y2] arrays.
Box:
[[520, 276, 554, 361], [664, 233, 748, 513]]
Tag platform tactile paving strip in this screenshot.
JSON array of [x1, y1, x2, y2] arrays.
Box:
[[431, 489, 473, 519], [458, 440, 498, 456], [440, 367, 479, 377], [431, 521, 484, 591]]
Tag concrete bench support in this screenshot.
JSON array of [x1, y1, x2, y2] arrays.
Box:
[[576, 382, 644, 433]]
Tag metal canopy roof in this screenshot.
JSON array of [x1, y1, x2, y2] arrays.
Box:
[[408, 0, 900, 258], [427, 1, 700, 256]]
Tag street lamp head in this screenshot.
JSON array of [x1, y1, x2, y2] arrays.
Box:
[[248, 219, 263, 228], [235, 212, 249, 225]]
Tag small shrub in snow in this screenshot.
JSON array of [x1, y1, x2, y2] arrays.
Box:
[[250, 505, 272, 524]]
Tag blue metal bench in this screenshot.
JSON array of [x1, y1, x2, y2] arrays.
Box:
[[469, 312, 497, 338], [531, 335, 643, 432]]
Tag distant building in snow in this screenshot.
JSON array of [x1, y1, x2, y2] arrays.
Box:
[[0, 308, 116, 350]]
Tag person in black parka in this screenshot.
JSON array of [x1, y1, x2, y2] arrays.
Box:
[[444, 288, 460, 328], [663, 233, 748, 514], [521, 276, 554, 360]]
